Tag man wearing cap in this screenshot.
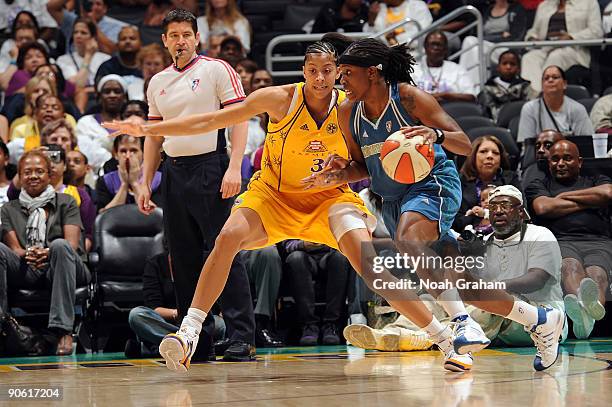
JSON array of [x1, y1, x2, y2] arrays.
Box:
[[468, 184, 567, 345], [526, 140, 612, 339], [345, 184, 568, 350]]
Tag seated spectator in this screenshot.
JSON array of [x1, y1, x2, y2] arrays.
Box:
[[346, 185, 568, 351], [236, 59, 257, 95], [520, 129, 564, 190], [127, 251, 180, 357], [0, 5, 56, 43], [0, 141, 10, 208], [95, 134, 162, 213], [197, 0, 251, 53], [128, 43, 172, 101], [604, 0, 612, 35], [48, 0, 128, 55], [95, 26, 144, 91], [100, 100, 149, 174], [526, 140, 612, 338], [465, 184, 495, 237], [477, 50, 532, 120], [0, 150, 91, 355], [363, 0, 432, 46], [56, 17, 111, 89], [8, 76, 76, 140], [244, 246, 285, 348], [0, 116, 7, 144], [218, 35, 245, 68], [281, 241, 350, 345], [8, 94, 69, 161], [40, 118, 78, 154], [66, 150, 93, 201], [0, 22, 38, 79], [454, 136, 520, 233], [205, 33, 227, 58], [518, 66, 594, 144], [521, 0, 603, 93], [251, 69, 274, 93], [1, 42, 49, 97], [412, 30, 477, 102], [590, 94, 612, 134], [311, 0, 369, 34], [460, 0, 528, 90], [7, 144, 95, 250], [76, 75, 128, 172]]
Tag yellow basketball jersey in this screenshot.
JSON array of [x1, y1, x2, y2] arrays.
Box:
[[258, 83, 348, 193]]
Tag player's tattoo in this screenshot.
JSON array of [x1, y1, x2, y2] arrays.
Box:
[[402, 94, 416, 114]]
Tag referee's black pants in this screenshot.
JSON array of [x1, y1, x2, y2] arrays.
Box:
[[162, 151, 255, 359]]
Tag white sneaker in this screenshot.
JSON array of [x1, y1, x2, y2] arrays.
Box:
[[346, 314, 367, 345], [431, 326, 473, 372], [564, 294, 594, 339], [159, 326, 199, 372], [451, 315, 491, 355], [527, 307, 564, 371], [342, 324, 398, 351], [578, 278, 606, 321]]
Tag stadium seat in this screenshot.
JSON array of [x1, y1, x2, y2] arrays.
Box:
[[508, 116, 520, 142], [565, 84, 591, 101], [242, 0, 288, 20], [442, 101, 483, 119], [456, 116, 496, 131], [496, 101, 526, 128], [274, 4, 320, 31], [577, 98, 598, 114], [89, 205, 165, 351]]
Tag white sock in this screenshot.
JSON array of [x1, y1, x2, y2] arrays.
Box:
[[422, 316, 446, 338], [180, 308, 207, 334], [505, 300, 539, 327], [437, 288, 468, 321]]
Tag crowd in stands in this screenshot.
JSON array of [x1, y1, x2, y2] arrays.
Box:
[[0, 0, 611, 357]]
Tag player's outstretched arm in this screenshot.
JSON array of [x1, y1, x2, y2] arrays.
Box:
[[103, 87, 283, 138], [399, 85, 472, 156]]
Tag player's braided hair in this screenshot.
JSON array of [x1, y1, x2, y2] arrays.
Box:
[[338, 38, 416, 85], [303, 32, 354, 64]]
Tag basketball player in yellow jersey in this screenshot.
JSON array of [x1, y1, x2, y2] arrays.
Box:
[[105, 36, 473, 373]]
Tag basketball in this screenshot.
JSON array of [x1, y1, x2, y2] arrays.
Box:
[[379, 132, 435, 184]]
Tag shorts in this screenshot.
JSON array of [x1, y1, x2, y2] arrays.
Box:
[[232, 176, 376, 250], [559, 240, 612, 282], [381, 170, 462, 240]]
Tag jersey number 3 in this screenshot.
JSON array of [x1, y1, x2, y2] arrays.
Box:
[[310, 158, 325, 173]]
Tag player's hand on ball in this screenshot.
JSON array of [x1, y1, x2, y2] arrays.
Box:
[[221, 167, 241, 199], [103, 116, 150, 138], [399, 126, 436, 147]]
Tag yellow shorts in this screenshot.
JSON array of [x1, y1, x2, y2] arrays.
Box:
[[232, 176, 374, 250]]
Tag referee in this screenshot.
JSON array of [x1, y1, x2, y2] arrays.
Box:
[[137, 9, 255, 361]]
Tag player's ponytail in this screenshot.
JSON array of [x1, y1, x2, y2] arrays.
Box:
[[337, 38, 416, 85], [384, 43, 415, 85], [304, 32, 354, 64]]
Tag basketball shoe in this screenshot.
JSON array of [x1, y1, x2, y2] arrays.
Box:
[[159, 326, 199, 372], [343, 324, 432, 351], [527, 307, 564, 371], [451, 315, 491, 355], [430, 326, 473, 372]]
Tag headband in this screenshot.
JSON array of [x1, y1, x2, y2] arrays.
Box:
[[337, 54, 383, 70]]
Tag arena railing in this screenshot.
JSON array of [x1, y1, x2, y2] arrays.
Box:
[[487, 38, 612, 94], [265, 6, 486, 87], [265, 17, 422, 78]]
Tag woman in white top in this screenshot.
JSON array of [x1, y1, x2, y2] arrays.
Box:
[[56, 17, 111, 88], [197, 0, 251, 53]]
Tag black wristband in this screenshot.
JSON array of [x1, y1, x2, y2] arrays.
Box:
[[431, 127, 445, 144]]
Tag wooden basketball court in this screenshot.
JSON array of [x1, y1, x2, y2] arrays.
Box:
[[1, 340, 611, 406]]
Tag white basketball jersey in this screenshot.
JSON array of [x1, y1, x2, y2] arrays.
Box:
[[147, 55, 245, 157]]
